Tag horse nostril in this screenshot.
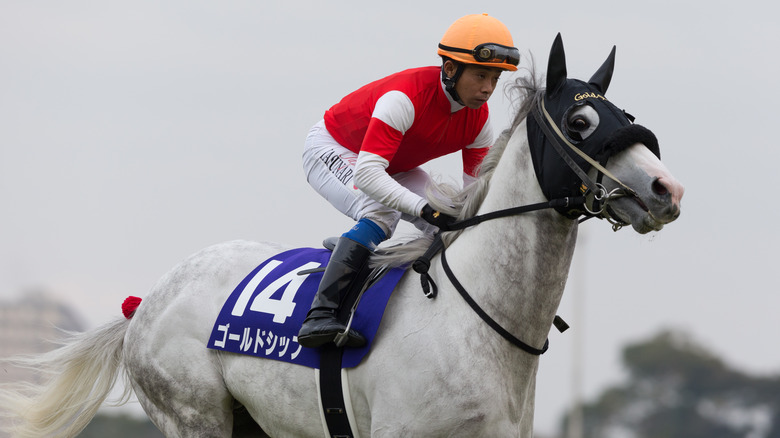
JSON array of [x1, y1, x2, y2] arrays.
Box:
[[652, 178, 669, 196]]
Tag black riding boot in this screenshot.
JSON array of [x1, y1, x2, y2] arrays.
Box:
[[297, 237, 371, 348]]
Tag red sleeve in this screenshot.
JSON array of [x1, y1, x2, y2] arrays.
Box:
[[361, 117, 404, 162], [462, 146, 490, 177]]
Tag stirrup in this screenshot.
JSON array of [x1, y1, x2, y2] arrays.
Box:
[[333, 310, 358, 347], [333, 264, 386, 347]]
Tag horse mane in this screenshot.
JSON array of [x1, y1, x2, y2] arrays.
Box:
[[372, 66, 544, 268]]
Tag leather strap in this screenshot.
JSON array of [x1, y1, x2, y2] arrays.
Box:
[[441, 247, 549, 355], [319, 345, 353, 438]]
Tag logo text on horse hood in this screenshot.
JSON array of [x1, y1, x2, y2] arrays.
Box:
[[574, 92, 607, 102]]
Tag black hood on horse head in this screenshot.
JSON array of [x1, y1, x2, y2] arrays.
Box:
[[527, 33, 660, 217]]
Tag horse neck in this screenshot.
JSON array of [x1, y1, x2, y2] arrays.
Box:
[[445, 119, 578, 348]]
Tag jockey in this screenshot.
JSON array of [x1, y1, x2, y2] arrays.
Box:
[[298, 13, 520, 348]]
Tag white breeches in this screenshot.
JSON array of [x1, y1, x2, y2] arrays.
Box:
[[302, 120, 436, 238]]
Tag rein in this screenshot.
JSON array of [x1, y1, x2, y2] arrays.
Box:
[[411, 197, 575, 356], [413, 232, 570, 356], [441, 247, 551, 355], [447, 197, 582, 231], [411, 197, 583, 298]]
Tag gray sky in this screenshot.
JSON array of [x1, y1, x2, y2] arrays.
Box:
[[1, 0, 777, 434]]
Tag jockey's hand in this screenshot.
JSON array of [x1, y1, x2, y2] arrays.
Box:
[[420, 204, 457, 231]]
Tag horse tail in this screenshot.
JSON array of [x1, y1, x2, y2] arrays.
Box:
[[0, 297, 140, 438]]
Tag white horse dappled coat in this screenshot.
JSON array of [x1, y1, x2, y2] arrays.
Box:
[[0, 35, 683, 437]]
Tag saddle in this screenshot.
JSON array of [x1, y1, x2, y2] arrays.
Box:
[[205, 239, 403, 438]]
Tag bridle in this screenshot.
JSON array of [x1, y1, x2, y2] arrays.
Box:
[[412, 92, 647, 355], [531, 97, 640, 231]]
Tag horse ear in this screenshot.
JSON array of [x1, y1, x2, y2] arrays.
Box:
[[546, 33, 567, 96], [588, 45, 616, 93]]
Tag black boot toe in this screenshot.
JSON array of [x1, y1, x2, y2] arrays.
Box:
[[298, 317, 366, 348]]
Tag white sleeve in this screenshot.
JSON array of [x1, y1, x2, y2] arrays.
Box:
[[354, 151, 428, 217], [372, 90, 415, 134]]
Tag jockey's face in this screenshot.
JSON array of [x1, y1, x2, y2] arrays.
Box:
[[445, 61, 503, 109]]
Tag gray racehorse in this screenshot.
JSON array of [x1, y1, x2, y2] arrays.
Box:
[[0, 34, 683, 437]]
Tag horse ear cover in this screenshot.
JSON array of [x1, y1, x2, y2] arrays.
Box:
[[588, 46, 616, 93], [546, 33, 567, 96]]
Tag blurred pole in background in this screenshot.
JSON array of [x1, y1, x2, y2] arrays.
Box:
[[567, 230, 585, 438]]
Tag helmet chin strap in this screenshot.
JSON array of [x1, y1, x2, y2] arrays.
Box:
[[441, 61, 465, 106]]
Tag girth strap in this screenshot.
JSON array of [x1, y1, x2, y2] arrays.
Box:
[[319, 345, 354, 438]]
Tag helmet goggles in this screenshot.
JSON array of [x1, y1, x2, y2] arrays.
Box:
[[438, 42, 520, 67]]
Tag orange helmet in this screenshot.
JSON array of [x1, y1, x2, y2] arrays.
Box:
[[437, 14, 519, 71]]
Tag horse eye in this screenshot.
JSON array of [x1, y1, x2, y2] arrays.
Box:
[[571, 117, 589, 131], [563, 104, 599, 142]]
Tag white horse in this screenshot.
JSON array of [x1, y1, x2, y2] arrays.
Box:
[[0, 35, 683, 437]]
